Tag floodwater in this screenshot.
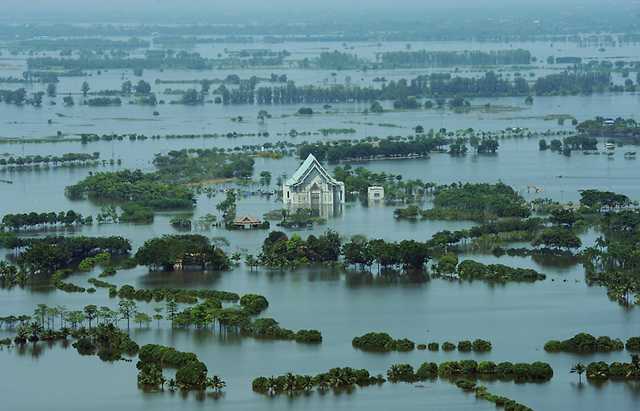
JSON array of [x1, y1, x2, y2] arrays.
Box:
[[1, 38, 640, 411]]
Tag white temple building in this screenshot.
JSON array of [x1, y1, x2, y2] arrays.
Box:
[[283, 154, 345, 205]]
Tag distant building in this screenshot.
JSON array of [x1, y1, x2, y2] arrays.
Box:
[[368, 186, 384, 202], [283, 154, 345, 205], [603, 119, 615, 126]]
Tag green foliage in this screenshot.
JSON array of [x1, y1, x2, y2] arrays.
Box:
[[415, 362, 438, 379], [627, 336, 640, 350], [239, 294, 269, 315], [457, 340, 472, 351], [442, 341, 456, 350], [544, 333, 598, 351], [428, 342, 439, 350], [387, 364, 415, 381], [294, 329, 322, 343], [352, 332, 414, 351], [65, 169, 196, 209], [472, 339, 492, 350], [531, 227, 582, 249]]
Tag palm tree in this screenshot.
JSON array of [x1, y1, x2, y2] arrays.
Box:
[[266, 376, 277, 394], [301, 375, 314, 391], [627, 354, 640, 380], [206, 375, 226, 392], [570, 362, 586, 383]]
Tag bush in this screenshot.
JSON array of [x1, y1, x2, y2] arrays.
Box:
[[627, 336, 640, 350], [460, 359, 478, 374], [478, 361, 497, 374], [442, 341, 456, 350], [530, 362, 553, 379], [294, 329, 322, 343], [608, 362, 626, 376], [252, 376, 269, 391], [428, 342, 439, 350], [586, 361, 609, 379], [175, 360, 208, 388], [439, 361, 461, 376], [97, 348, 121, 361], [458, 340, 472, 351], [73, 338, 96, 351], [496, 362, 514, 377], [472, 339, 491, 351], [417, 343, 426, 350], [454, 378, 476, 390], [415, 362, 438, 379], [352, 332, 395, 350], [395, 338, 415, 351], [512, 363, 532, 379]]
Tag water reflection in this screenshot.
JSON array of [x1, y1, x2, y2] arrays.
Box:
[[345, 269, 430, 287]]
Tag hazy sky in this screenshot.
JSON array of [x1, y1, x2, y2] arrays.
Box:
[[3, 0, 619, 24]]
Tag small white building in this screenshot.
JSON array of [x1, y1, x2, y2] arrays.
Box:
[[283, 154, 345, 205], [368, 186, 384, 202]]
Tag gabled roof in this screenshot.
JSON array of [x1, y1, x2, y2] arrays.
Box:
[[235, 213, 260, 224], [286, 154, 340, 186]]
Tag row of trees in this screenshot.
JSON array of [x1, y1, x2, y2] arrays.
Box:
[[378, 49, 532, 67], [135, 234, 232, 271], [256, 229, 431, 271], [2, 210, 92, 229], [0, 152, 100, 167], [544, 332, 636, 351]]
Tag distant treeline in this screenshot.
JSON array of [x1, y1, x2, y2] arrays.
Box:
[[15, 38, 149, 51], [0, 152, 100, 167], [379, 49, 532, 67], [26, 56, 212, 70]]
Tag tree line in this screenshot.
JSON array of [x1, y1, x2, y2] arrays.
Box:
[[2, 210, 92, 229]]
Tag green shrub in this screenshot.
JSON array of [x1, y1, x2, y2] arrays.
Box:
[[454, 378, 476, 389], [458, 340, 472, 351], [460, 359, 478, 374], [496, 362, 513, 377], [73, 338, 96, 351], [442, 341, 456, 350], [395, 338, 415, 351], [478, 361, 497, 374], [175, 360, 208, 388], [415, 362, 438, 379], [97, 348, 121, 361], [417, 343, 426, 350], [352, 332, 395, 349], [626, 336, 640, 350], [428, 342, 439, 350], [472, 339, 491, 351], [586, 361, 609, 380], [439, 361, 461, 376], [608, 362, 626, 376], [294, 329, 322, 343], [529, 362, 553, 379], [512, 363, 532, 379], [252, 376, 269, 391], [544, 340, 561, 350]]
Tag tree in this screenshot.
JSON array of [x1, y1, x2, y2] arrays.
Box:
[[118, 300, 138, 328], [570, 362, 586, 383], [133, 312, 152, 328], [166, 301, 179, 321], [46, 83, 57, 97], [134, 80, 151, 94], [525, 95, 534, 105], [83, 305, 98, 329], [121, 80, 132, 94], [259, 171, 272, 189], [81, 81, 90, 96], [63, 95, 74, 106], [153, 307, 164, 327], [257, 110, 271, 122], [31, 91, 44, 106], [627, 354, 640, 380]]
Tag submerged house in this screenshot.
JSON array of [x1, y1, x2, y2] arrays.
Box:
[[283, 154, 345, 205]]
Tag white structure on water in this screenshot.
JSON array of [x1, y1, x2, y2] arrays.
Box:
[[283, 154, 345, 205]]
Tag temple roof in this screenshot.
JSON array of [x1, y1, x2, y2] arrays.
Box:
[[286, 154, 341, 187]]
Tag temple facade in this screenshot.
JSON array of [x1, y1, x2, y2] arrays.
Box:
[[283, 154, 345, 205]]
